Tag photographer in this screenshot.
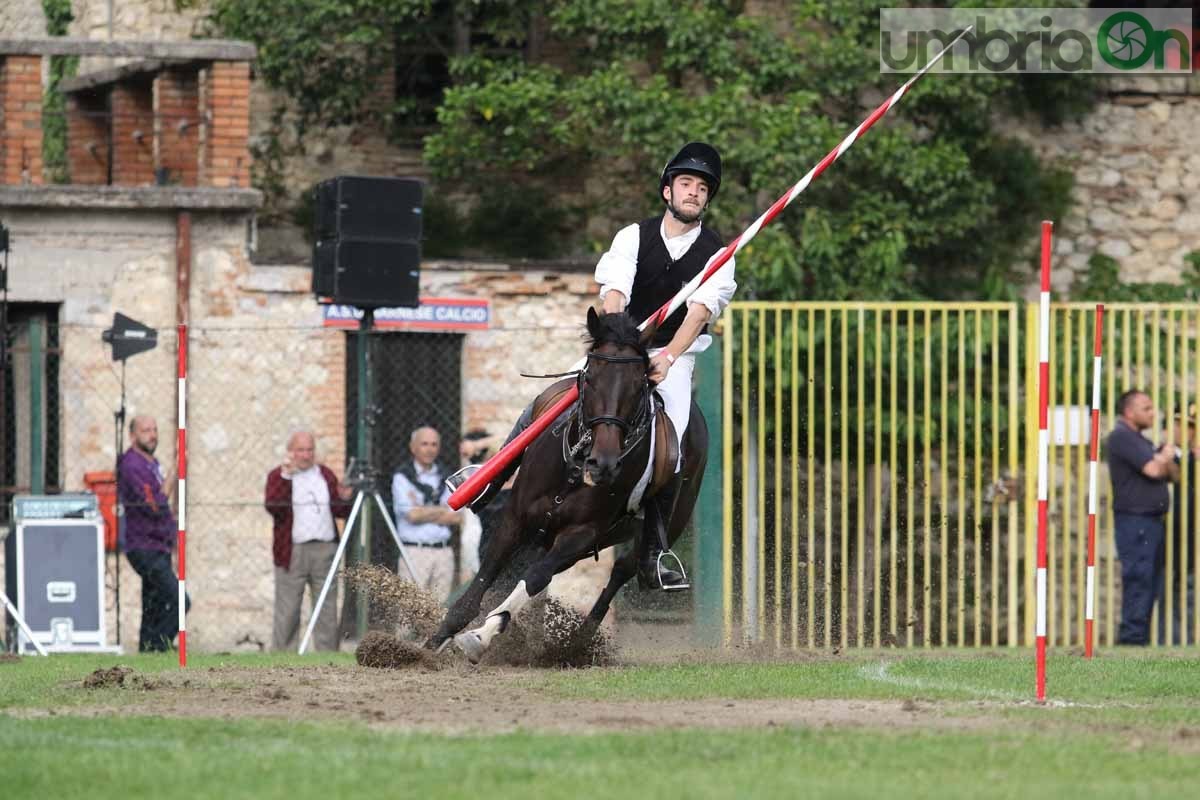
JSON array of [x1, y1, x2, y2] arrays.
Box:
[[1106, 390, 1178, 646], [263, 430, 353, 651]]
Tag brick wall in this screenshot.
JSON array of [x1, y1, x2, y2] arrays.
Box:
[[203, 61, 250, 188], [154, 67, 199, 186], [66, 92, 109, 184], [110, 80, 155, 185], [0, 55, 44, 185]]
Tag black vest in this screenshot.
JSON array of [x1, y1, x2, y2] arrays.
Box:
[[396, 461, 443, 507], [626, 217, 724, 348]]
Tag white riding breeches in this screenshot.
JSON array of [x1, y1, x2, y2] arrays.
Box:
[[648, 347, 696, 470]]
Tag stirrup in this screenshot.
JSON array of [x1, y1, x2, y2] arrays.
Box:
[[655, 550, 690, 591], [445, 464, 488, 495]]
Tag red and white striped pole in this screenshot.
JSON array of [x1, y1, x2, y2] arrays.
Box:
[[177, 323, 188, 667], [1036, 221, 1052, 702], [447, 26, 974, 510], [1085, 304, 1104, 658]]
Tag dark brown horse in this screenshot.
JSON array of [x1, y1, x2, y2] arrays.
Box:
[[426, 308, 708, 661]]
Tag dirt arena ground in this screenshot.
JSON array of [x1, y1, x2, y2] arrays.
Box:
[[17, 659, 998, 737]]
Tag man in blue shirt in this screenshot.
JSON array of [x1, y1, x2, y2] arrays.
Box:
[[392, 426, 461, 602], [1106, 390, 1178, 645]]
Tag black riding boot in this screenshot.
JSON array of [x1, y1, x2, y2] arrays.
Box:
[[637, 480, 689, 591], [448, 401, 536, 511]]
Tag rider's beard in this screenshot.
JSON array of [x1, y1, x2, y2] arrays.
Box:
[[667, 193, 705, 224]]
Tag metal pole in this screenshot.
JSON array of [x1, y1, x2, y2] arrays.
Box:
[[693, 325, 723, 644], [114, 359, 127, 646], [1036, 221, 1053, 703], [355, 311, 373, 638], [29, 318, 44, 495], [300, 491, 366, 654], [1, 589, 48, 656]]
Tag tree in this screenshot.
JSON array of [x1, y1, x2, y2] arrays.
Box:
[[213, 0, 1097, 298]]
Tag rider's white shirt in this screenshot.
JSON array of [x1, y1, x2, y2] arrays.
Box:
[[594, 217, 732, 459], [593, 217, 737, 355]]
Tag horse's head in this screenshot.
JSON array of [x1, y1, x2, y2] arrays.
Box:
[[579, 306, 654, 486]]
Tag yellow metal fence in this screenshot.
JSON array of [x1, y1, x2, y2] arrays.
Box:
[[721, 301, 1200, 649]]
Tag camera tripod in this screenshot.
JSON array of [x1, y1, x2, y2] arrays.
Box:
[[298, 463, 418, 655]]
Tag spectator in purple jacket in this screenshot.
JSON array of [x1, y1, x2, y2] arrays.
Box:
[[119, 415, 189, 652]]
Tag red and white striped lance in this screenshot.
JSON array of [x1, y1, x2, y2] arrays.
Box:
[[177, 323, 188, 668], [1085, 304, 1104, 659], [447, 26, 974, 511], [1036, 221, 1052, 703]]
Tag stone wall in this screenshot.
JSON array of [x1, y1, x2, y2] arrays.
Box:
[[0, 186, 610, 651], [1002, 79, 1200, 296], [0, 1, 47, 38], [69, 0, 207, 72]]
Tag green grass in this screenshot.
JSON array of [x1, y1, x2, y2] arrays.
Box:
[[2, 649, 1199, 798], [542, 648, 1200, 704], [2, 715, 1198, 800]]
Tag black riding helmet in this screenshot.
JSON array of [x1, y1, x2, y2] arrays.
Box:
[[659, 142, 721, 203]]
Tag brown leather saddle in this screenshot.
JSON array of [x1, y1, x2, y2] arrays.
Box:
[[530, 377, 678, 499]]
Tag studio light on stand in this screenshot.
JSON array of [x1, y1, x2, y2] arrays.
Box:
[[0, 220, 43, 654], [102, 312, 157, 646]]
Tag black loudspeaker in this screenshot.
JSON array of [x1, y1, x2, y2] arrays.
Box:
[[312, 176, 423, 309], [315, 176, 423, 242], [313, 239, 420, 309]]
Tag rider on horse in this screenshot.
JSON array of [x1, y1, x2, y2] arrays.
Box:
[[449, 142, 736, 590]]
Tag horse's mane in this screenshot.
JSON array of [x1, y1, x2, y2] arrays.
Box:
[[585, 311, 646, 356]]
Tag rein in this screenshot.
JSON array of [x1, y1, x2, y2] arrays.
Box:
[[555, 349, 654, 482]]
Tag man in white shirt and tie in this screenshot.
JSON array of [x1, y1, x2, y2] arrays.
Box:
[[392, 426, 462, 602]]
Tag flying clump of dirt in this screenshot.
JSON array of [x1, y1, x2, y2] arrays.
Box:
[[484, 596, 615, 669], [344, 563, 614, 669], [344, 564, 443, 641], [355, 631, 438, 670]]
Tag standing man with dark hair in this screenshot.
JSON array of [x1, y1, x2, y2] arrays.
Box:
[[1107, 389, 1178, 645], [119, 415, 189, 652], [264, 430, 353, 651]]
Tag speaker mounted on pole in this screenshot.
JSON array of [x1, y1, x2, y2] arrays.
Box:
[[311, 176, 422, 309]]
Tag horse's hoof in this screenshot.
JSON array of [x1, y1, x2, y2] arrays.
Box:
[[454, 630, 486, 664]]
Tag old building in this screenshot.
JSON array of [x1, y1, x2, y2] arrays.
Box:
[[0, 36, 609, 652]]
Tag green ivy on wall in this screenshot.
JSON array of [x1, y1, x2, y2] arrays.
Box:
[[41, 0, 78, 184], [1072, 252, 1200, 302]]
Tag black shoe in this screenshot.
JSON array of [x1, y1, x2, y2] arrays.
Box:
[[638, 546, 690, 591]]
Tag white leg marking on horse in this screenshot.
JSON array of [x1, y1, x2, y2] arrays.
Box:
[[477, 580, 532, 647]]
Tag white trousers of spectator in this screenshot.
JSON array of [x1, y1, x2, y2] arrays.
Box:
[[402, 547, 455, 604]]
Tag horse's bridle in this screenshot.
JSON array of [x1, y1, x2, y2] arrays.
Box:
[[578, 351, 651, 434], [559, 349, 653, 471]]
